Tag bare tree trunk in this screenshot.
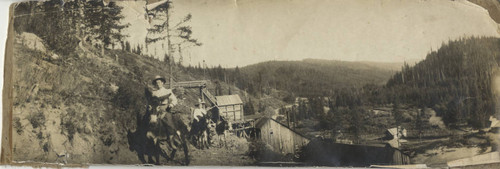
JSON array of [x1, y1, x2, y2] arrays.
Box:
[[166, 0, 173, 89]]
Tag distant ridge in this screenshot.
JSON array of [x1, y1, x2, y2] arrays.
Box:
[[240, 59, 399, 96]]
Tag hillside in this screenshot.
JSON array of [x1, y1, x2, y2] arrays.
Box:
[[240, 59, 400, 97], [10, 33, 263, 164], [385, 37, 500, 128]]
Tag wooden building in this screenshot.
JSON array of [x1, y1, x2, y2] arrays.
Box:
[[216, 94, 244, 122], [301, 139, 411, 166], [253, 118, 410, 166], [255, 117, 310, 155]]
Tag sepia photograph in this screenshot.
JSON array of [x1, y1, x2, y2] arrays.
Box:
[[2, 0, 500, 168]]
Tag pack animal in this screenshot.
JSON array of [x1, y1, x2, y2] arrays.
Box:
[[126, 109, 169, 165], [127, 86, 189, 165], [127, 128, 166, 164], [213, 116, 229, 148], [189, 116, 210, 149], [147, 117, 189, 165]]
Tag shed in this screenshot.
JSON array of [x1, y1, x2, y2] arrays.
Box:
[[385, 126, 407, 140], [255, 117, 310, 155], [216, 94, 244, 122], [301, 140, 411, 166]]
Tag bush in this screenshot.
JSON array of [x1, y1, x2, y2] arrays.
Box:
[[282, 93, 295, 103], [247, 140, 284, 162], [27, 111, 45, 129], [112, 81, 145, 112], [14, 117, 24, 135], [60, 108, 77, 142]]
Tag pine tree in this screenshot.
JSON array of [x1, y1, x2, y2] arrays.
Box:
[[145, 0, 201, 63], [84, 1, 129, 55], [125, 41, 131, 52], [244, 98, 255, 115]]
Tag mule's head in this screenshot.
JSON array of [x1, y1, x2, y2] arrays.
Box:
[[207, 119, 216, 129]]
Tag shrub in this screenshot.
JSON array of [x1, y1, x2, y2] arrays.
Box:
[[247, 140, 284, 162], [14, 117, 24, 135], [60, 109, 77, 142], [27, 111, 45, 129], [112, 81, 145, 112]]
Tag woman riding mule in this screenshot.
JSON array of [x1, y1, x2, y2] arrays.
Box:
[[146, 75, 189, 165]]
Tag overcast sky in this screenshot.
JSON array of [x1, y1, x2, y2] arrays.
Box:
[[121, 0, 500, 67]]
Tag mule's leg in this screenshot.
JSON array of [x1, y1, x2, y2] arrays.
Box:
[[217, 134, 221, 148], [202, 131, 209, 149], [197, 132, 203, 150], [168, 135, 178, 150], [169, 148, 177, 162], [181, 134, 190, 166], [159, 148, 169, 161], [147, 154, 154, 164], [168, 134, 178, 161], [154, 142, 161, 165], [138, 153, 146, 164], [223, 131, 227, 149], [206, 130, 210, 149], [199, 131, 205, 149]]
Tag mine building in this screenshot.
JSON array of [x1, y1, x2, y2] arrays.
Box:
[[216, 94, 244, 122]]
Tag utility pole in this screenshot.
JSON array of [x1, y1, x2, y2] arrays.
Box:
[[203, 60, 206, 80], [286, 109, 290, 127], [166, 0, 173, 89], [178, 44, 183, 66]]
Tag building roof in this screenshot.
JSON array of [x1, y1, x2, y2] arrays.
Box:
[[370, 164, 427, 168], [447, 151, 500, 167], [387, 128, 398, 136], [245, 113, 263, 120], [254, 117, 268, 128], [386, 126, 407, 137], [255, 117, 311, 141], [216, 94, 243, 106]]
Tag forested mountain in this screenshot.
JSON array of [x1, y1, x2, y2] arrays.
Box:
[[385, 37, 500, 128], [239, 59, 400, 97], [183, 59, 400, 99], [469, 0, 500, 24]]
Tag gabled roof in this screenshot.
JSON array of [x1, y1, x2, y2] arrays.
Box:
[[387, 128, 398, 136], [255, 117, 311, 141], [255, 117, 268, 129], [216, 94, 243, 106], [386, 127, 406, 137]]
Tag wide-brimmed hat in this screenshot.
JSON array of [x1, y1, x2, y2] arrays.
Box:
[[152, 75, 166, 85]]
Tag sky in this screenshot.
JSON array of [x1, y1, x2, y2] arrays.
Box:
[[120, 0, 500, 67]]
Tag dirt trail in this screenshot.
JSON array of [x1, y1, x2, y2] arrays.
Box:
[[151, 133, 255, 166], [189, 145, 255, 166]]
